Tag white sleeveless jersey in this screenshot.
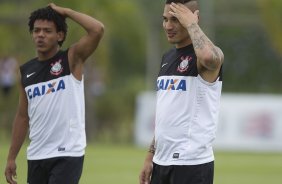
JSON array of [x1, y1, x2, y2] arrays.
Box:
[[153, 45, 223, 166], [20, 50, 86, 160]]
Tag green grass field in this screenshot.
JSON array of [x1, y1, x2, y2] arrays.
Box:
[[1, 142, 282, 184]]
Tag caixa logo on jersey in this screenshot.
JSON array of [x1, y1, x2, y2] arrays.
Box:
[[27, 79, 66, 100], [157, 78, 186, 91]]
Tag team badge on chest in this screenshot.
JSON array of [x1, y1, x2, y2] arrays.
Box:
[[50, 59, 63, 76], [177, 56, 192, 73]]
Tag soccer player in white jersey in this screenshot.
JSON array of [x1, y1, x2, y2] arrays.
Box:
[[5, 3, 104, 184], [139, 0, 224, 184]]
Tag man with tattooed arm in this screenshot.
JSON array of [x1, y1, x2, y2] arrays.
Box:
[[139, 0, 224, 184]]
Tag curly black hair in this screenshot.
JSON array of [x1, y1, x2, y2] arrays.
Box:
[[166, 0, 196, 4], [28, 6, 68, 46]]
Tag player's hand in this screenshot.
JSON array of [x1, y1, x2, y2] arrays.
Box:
[[49, 3, 69, 17], [169, 2, 199, 28], [5, 160, 17, 184], [139, 156, 153, 184]]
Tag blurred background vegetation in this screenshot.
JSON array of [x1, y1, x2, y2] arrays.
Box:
[[0, 0, 281, 144]]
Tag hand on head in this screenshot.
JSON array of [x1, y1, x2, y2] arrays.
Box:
[[169, 2, 199, 27]]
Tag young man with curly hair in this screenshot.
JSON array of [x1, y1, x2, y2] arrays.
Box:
[[5, 3, 104, 184]]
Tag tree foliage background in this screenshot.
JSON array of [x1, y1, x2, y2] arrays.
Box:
[[0, 0, 281, 143]]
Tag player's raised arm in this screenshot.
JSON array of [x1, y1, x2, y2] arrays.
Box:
[[49, 3, 104, 74], [169, 2, 224, 81]]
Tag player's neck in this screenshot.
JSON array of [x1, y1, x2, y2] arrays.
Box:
[[175, 39, 192, 49], [37, 46, 60, 61]]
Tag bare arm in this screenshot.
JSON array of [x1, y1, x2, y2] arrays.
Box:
[[169, 3, 224, 82], [187, 23, 224, 71], [49, 3, 104, 79], [5, 83, 29, 184], [139, 136, 155, 184]]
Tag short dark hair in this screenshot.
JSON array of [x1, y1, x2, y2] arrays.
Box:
[[28, 6, 68, 46], [165, 0, 198, 12], [166, 0, 196, 4]]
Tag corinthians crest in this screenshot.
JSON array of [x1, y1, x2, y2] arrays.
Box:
[[177, 56, 192, 73], [50, 59, 63, 76]]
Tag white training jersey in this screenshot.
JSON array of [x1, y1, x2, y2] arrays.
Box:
[[20, 50, 86, 160], [153, 44, 223, 166]]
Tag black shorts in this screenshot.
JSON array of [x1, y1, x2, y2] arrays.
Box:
[[27, 156, 84, 184], [150, 161, 214, 184]]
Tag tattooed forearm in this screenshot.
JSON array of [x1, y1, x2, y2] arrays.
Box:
[[148, 137, 155, 154], [187, 23, 206, 50], [187, 23, 207, 49], [193, 35, 207, 50], [187, 23, 223, 69]]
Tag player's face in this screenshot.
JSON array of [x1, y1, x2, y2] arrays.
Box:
[[163, 4, 191, 48], [32, 20, 64, 55]]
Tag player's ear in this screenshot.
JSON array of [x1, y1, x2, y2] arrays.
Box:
[[195, 10, 200, 22], [57, 31, 64, 42]]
